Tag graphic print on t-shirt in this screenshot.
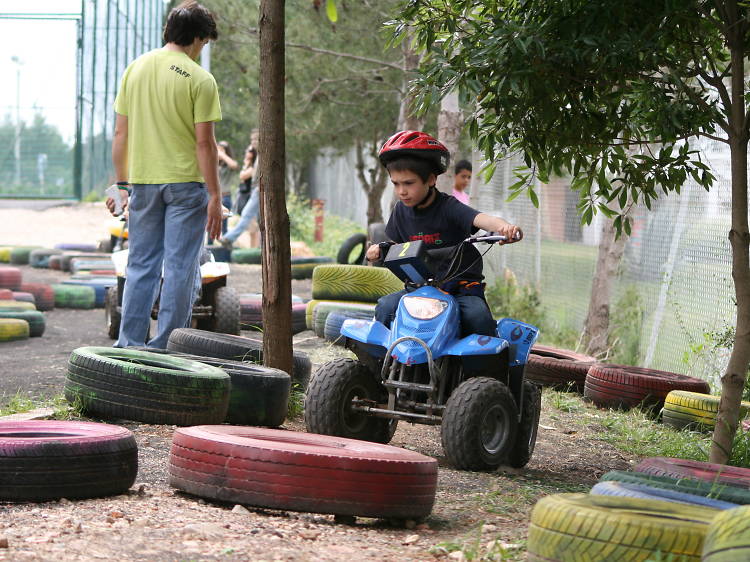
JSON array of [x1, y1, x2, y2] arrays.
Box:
[[410, 232, 443, 245]]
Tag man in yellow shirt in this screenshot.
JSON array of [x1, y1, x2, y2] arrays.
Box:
[[107, 0, 223, 348]]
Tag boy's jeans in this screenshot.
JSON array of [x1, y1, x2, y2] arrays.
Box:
[[115, 182, 208, 349]]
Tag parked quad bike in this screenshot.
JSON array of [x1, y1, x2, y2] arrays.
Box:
[[105, 250, 240, 339], [305, 234, 541, 471]]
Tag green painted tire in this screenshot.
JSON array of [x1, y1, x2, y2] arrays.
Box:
[[231, 248, 262, 264], [662, 390, 750, 431], [702, 505, 750, 561], [0, 310, 45, 337], [311, 264, 403, 303], [9, 246, 41, 265], [0, 318, 29, 341], [51, 284, 96, 309], [527, 493, 717, 562], [65, 347, 230, 425]]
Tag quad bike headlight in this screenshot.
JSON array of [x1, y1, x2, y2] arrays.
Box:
[[402, 296, 448, 320]]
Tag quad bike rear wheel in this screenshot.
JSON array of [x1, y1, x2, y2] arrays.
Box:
[[441, 377, 518, 471], [508, 380, 541, 468], [305, 358, 397, 444]]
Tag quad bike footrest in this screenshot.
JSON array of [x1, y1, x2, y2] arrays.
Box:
[[383, 380, 433, 393]]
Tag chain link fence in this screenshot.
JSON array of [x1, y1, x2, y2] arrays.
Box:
[[472, 138, 735, 389], [0, 1, 165, 199]]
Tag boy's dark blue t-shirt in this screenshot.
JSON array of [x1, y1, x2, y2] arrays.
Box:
[[385, 189, 483, 283]]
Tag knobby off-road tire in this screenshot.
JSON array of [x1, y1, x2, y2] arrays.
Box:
[[526, 493, 717, 562], [305, 358, 397, 444], [662, 390, 750, 430], [212, 286, 241, 335], [600, 470, 750, 505], [167, 328, 312, 389], [311, 264, 403, 303], [525, 344, 596, 391], [590, 481, 737, 510], [0, 310, 45, 337], [0, 318, 29, 341], [584, 364, 710, 411], [169, 426, 438, 519], [507, 381, 541, 468], [634, 456, 750, 489], [105, 287, 121, 340], [65, 347, 230, 426], [702, 504, 750, 561], [441, 377, 519, 471], [138, 349, 291, 427], [336, 233, 367, 265], [0, 420, 138, 502]]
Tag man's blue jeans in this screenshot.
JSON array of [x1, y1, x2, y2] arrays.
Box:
[[224, 187, 259, 243], [116, 182, 208, 349]]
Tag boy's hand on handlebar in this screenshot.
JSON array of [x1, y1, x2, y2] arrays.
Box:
[[496, 224, 523, 244], [366, 244, 382, 262]]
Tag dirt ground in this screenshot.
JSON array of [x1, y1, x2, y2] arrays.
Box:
[[0, 202, 637, 561]]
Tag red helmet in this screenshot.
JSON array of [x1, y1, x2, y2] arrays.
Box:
[[378, 131, 450, 174]]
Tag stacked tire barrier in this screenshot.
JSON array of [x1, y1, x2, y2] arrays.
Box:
[[662, 390, 750, 430], [525, 345, 597, 391], [239, 293, 306, 334]]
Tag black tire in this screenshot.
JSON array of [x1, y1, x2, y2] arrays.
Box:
[[0, 310, 45, 337], [441, 377, 519, 471], [129, 349, 291, 427], [305, 358, 397, 444], [0, 420, 138, 501], [105, 287, 120, 340], [508, 381, 541, 468], [212, 286, 241, 335], [167, 328, 312, 389], [336, 233, 367, 265], [65, 347, 230, 426]]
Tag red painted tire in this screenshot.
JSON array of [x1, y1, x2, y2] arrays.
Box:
[[526, 344, 597, 391], [0, 420, 138, 501], [634, 457, 750, 489], [48, 255, 63, 270], [0, 266, 22, 290], [583, 364, 710, 411], [169, 426, 438, 519], [0, 289, 11, 300], [18, 283, 55, 311]]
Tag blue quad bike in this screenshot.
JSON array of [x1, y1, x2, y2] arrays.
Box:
[[305, 235, 541, 471]]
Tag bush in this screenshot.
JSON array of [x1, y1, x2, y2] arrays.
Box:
[[286, 192, 364, 258]]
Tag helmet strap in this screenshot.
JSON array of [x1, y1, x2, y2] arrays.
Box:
[[415, 185, 436, 209]]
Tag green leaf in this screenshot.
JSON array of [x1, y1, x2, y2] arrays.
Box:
[[528, 187, 539, 208], [326, 0, 338, 23]]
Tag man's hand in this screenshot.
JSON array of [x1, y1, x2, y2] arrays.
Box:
[[105, 192, 129, 216], [206, 195, 223, 240], [365, 244, 381, 262]]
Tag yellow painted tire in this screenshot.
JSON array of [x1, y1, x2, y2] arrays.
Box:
[[0, 301, 36, 311], [662, 391, 750, 430], [0, 318, 30, 342], [311, 264, 403, 303], [0, 248, 11, 263], [527, 493, 716, 562], [703, 505, 750, 561]]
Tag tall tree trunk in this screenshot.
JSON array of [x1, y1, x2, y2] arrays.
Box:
[[711, 8, 750, 463], [397, 35, 424, 132], [354, 138, 387, 225], [581, 216, 627, 357], [436, 91, 461, 194], [258, 0, 293, 377]]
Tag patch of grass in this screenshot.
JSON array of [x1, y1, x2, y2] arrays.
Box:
[[287, 385, 305, 419], [0, 392, 77, 420], [544, 388, 586, 414], [431, 525, 526, 561], [477, 476, 588, 515]]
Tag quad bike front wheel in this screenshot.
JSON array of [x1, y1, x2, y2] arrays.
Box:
[[441, 377, 518, 471], [305, 358, 397, 444], [508, 380, 541, 468], [105, 287, 120, 340]]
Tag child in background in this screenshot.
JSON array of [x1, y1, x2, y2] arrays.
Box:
[[451, 159, 472, 204]]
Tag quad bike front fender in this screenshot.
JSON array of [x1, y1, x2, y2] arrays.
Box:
[[442, 335, 509, 356], [341, 318, 390, 349]]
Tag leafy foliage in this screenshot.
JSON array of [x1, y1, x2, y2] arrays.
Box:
[[393, 1, 730, 232]]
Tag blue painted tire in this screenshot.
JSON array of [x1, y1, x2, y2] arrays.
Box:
[[591, 481, 737, 510]]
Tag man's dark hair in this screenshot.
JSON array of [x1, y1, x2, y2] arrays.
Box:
[[163, 1, 218, 46], [454, 159, 472, 175], [386, 158, 438, 184]]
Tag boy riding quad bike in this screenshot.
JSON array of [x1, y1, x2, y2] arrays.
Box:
[[305, 131, 541, 471]]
